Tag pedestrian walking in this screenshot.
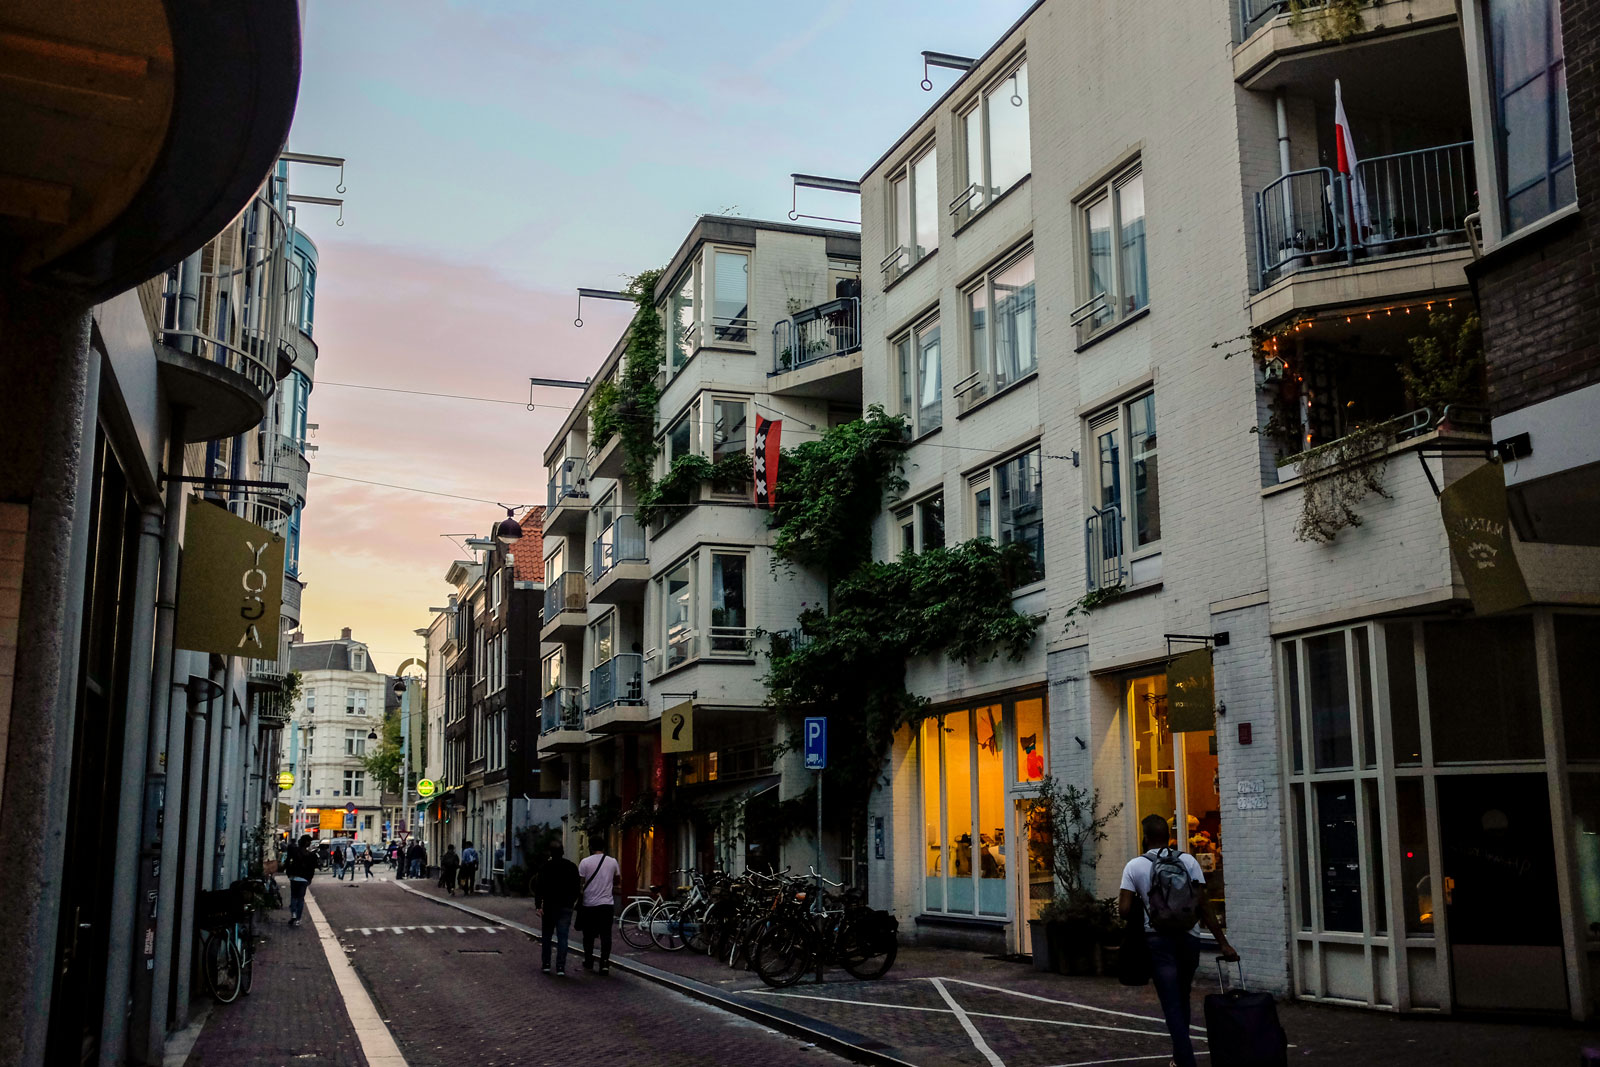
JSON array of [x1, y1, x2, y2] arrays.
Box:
[[493, 843, 505, 895], [459, 840, 480, 895], [388, 841, 400, 871], [409, 841, 426, 878], [285, 834, 318, 927], [331, 842, 346, 881], [362, 843, 376, 879], [535, 841, 580, 976], [575, 840, 621, 974], [1118, 814, 1236, 1067], [440, 844, 460, 895], [342, 842, 357, 881]]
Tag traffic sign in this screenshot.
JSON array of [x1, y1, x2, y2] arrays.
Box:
[[416, 778, 436, 798], [345, 802, 356, 814], [276, 770, 294, 790], [804, 717, 827, 770]]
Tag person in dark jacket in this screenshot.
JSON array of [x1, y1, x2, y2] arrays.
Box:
[[440, 844, 460, 895], [285, 835, 318, 927], [406, 841, 425, 878], [534, 842, 580, 976]]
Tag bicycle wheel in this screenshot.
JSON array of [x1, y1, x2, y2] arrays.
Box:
[[753, 918, 811, 988], [649, 901, 687, 951], [696, 899, 730, 957], [205, 933, 243, 1004], [240, 924, 255, 995], [618, 899, 656, 950], [839, 922, 897, 980], [680, 900, 710, 953]]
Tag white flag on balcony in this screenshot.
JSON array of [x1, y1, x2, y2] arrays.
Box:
[[1334, 79, 1372, 244]]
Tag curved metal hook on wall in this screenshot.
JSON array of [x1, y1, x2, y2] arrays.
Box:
[[788, 173, 862, 227], [574, 287, 635, 329], [336, 161, 348, 194], [920, 50, 976, 92], [1010, 73, 1023, 107]]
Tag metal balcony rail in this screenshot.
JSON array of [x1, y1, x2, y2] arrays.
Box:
[[771, 297, 861, 374], [228, 493, 293, 536], [592, 514, 647, 579], [707, 740, 778, 783], [1239, 0, 1339, 39], [547, 456, 590, 510], [769, 628, 815, 657], [712, 314, 757, 345], [543, 570, 587, 618], [1084, 503, 1126, 592], [707, 625, 756, 656], [540, 687, 585, 734], [1255, 142, 1477, 288], [589, 653, 645, 712]]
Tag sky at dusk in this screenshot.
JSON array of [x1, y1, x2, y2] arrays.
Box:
[[287, 0, 1033, 671]]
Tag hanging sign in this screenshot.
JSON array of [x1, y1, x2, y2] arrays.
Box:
[[661, 700, 694, 754], [1439, 461, 1531, 616], [174, 498, 284, 658], [416, 778, 436, 798], [753, 416, 781, 509], [276, 771, 295, 791], [1166, 648, 1215, 732]]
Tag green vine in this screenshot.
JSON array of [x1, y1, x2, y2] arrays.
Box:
[[616, 268, 665, 503], [589, 378, 622, 449], [1401, 311, 1484, 413], [635, 452, 753, 528], [1294, 421, 1395, 542], [1288, 0, 1368, 42]]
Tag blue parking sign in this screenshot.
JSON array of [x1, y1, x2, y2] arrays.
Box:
[[804, 717, 827, 770]]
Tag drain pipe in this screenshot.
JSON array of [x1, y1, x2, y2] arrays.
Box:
[[1275, 89, 1292, 176], [172, 660, 213, 1026], [134, 411, 187, 1064], [177, 253, 201, 355], [97, 502, 164, 1067]]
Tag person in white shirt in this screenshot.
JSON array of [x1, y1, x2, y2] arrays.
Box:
[[574, 841, 621, 974], [1118, 814, 1235, 1067]]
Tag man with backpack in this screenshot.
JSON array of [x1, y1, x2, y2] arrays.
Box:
[[459, 840, 480, 895], [1119, 814, 1236, 1067]]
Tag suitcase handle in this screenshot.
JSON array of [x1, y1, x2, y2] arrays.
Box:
[[1216, 955, 1246, 993]]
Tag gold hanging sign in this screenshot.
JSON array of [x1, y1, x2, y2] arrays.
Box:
[[1439, 461, 1532, 616], [661, 700, 694, 753], [1166, 648, 1215, 732], [175, 498, 285, 658]]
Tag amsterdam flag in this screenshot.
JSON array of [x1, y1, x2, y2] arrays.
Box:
[[753, 415, 781, 508]]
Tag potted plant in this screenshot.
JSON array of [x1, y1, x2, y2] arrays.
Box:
[[1033, 776, 1124, 975]]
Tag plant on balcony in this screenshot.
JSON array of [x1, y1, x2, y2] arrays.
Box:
[[589, 377, 622, 449], [615, 267, 666, 501], [1401, 311, 1485, 414], [634, 452, 753, 528], [1288, 0, 1368, 42], [1293, 421, 1395, 542]]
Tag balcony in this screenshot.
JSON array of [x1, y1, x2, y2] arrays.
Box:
[[281, 575, 303, 630], [1084, 504, 1125, 593], [1252, 142, 1476, 325], [590, 514, 649, 603], [248, 656, 285, 690], [1234, 0, 1459, 87], [276, 433, 310, 504], [768, 297, 862, 401], [537, 687, 588, 754], [588, 431, 624, 481], [540, 570, 587, 643], [545, 457, 591, 536], [586, 653, 650, 733], [648, 626, 756, 678]]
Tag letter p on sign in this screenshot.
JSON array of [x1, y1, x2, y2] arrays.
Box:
[[804, 717, 827, 771]]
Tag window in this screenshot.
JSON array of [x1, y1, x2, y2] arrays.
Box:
[[711, 399, 748, 464], [491, 569, 502, 617], [475, 629, 485, 682], [886, 144, 938, 281], [894, 494, 946, 554], [663, 556, 695, 670], [710, 553, 747, 653], [351, 648, 366, 672], [960, 249, 1036, 411], [1487, 0, 1574, 232], [1077, 165, 1147, 338], [345, 728, 366, 757], [711, 251, 751, 343], [970, 476, 993, 541], [1086, 392, 1159, 587], [894, 318, 942, 437], [542, 648, 563, 695], [305, 690, 315, 715], [592, 612, 615, 666], [667, 264, 698, 372], [996, 449, 1044, 582], [955, 60, 1030, 224], [345, 689, 357, 715], [344, 770, 365, 797]]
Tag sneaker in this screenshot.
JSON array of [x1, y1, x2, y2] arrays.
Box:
[[555, 969, 566, 977], [541, 965, 551, 974], [598, 965, 609, 975], [583, 959, 594, 971]]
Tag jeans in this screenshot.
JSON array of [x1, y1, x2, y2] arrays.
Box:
[[460, 864, 478, 894], [541, 907, 572, 971], [333, 862, 345, 880], [409, 859, 421, 877], [1147, 933, 1202, 1067], [289, 877, 309, 922], [580, 904, 614, 966]]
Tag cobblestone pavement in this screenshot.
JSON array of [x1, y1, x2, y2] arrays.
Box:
[[184, 887, 370, 1067], [390, 878, 1600, 1067], [312, 878, 852, 1067]]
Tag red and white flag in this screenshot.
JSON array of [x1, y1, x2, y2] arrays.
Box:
[[753, 415, 781, 509], [1333, 79, 1371, 243]]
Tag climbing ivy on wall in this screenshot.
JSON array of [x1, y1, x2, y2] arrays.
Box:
[[612, 268, 665, 504]]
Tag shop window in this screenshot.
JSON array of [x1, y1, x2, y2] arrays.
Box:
[[1292, 784, 1312, 930], [1128, 673, 1224, 926], [1557, 615, 1600, 762], [1354, 628, 1376, 769], [921, 717, 944, 912], [1395, 777, 1434, 935], [1315, 781, 1362, 932], [1425, 617, 1542, 762], [1306, 632, 1353, 771], [1014, 697, 1046, 783], [1363, 779, 1387, 934], [1385, 624, 1423, 765], [945, 711, 974, 913], [1283, 640, 1304, 774]]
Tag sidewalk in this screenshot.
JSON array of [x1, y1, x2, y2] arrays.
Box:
[[395, 877, 1600, 1067], [183, 889, 371, 1067]]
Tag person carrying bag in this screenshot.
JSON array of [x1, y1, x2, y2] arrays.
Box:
[[574, 841, 620, 974]]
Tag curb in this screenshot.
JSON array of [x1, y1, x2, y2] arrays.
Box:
[[393, 881, 916, 1067]]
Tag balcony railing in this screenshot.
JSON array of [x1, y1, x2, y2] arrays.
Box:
[[543, 570, 586, 618], [1255, 142, 1477, 289], [768, 628, 815, 658], [589, 653, 645, 712], [1084, 504, 1125, 592], [592, 514, 647, 579], [772, 297, 860, 374], [547, 457, 590, 510], [540, 687, 585, 734], [1239, 0, 1347, 40]]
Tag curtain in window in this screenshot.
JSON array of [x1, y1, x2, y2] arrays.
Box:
[[1117, 174, 1149, 315], [1086, 199, 1114, 329], [918, 325, 942, 432], [914, 150, 938, 258], [992, 255, 1036, 387]]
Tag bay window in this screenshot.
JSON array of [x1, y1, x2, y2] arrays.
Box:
[[711, 398, 747, 464], [711, 250, 751, 343], [663, 556, 695, 670], [955, 59, 1030, 225], [709, 552, 747, 653], [886, 144, 938, 282], [668, 264, 697, 372]]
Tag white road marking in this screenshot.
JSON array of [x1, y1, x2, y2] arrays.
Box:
[[929, 977, 1006, 1067], [940, 976, 1206, 1033], [1039, 1056, 1209, 1067], [745, 991, 1174, 1037], [306, 891, 409, 1067], [745, 991, 954, 1014]]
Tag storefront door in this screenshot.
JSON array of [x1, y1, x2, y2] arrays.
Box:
[[1015, 798, 1052, 955], [1438, 773, 1567, 1012]]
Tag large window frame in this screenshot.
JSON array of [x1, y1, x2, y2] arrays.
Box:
[[662, 246, 756, 378], [1085, 391, 1160, 589], [885, 142, 938, 283], [953, 58, 1031, 226], [894, 316, 943, 438], [1483, 0, 1575, 235], [1074, 163, 1148, 341], [959, 247, 1037, 413], [893, 492, 945, 555], [969, 447, 1043, 583]]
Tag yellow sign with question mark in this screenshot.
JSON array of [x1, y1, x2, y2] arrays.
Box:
[[661, 700, 694, 753]]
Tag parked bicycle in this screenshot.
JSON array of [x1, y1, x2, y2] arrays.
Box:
[[196, 881, 257, 1004], [751, 868, 898, 988]]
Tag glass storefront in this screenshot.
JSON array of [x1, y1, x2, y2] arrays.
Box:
[[918, 693, 1047, 919]]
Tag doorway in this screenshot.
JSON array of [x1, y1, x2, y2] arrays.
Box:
[[1438, 773, 1567, 1012], [1015, 798, 1052, 955]]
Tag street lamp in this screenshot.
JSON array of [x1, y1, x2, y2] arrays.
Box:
[[494, 504, 530, 545]]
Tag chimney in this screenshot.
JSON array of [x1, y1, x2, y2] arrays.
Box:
[[341, 627, 352, 641], [290, 631, 303, 644]]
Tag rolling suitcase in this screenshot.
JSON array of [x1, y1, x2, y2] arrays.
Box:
[[1203, 958, 1288, 1067]]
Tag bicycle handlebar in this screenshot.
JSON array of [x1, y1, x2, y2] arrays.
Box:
[[808, 866, 843, 887]]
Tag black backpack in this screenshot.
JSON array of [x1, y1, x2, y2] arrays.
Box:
[[1145, 849, 1202, 934]]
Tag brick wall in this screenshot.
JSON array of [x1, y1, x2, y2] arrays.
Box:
[[1477, 0, 1600, 416]]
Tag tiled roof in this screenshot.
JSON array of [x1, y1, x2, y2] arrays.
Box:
[[288, 639, 378, 674], [510, 506, 544, 583]]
